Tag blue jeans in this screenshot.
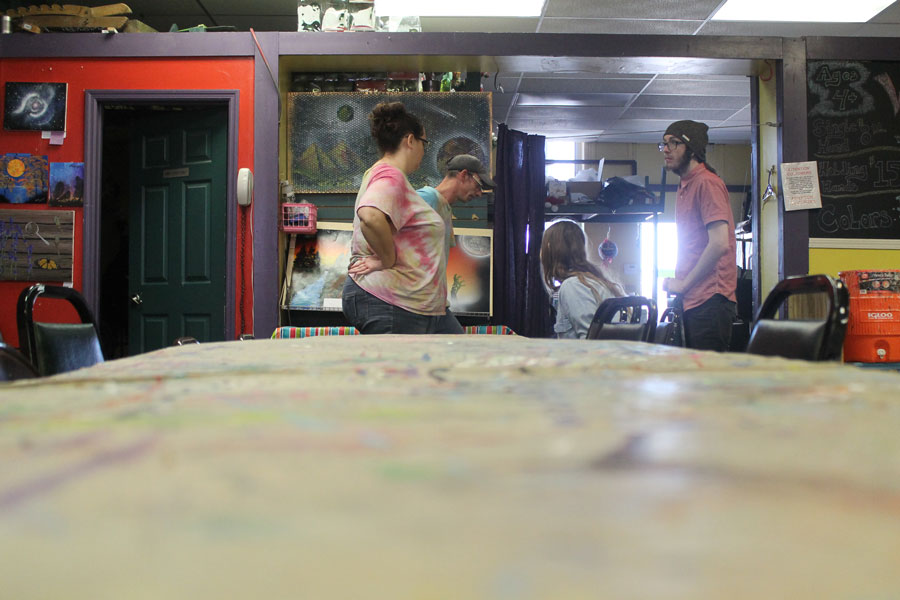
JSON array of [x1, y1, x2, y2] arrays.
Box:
[[342, 277, 446, 334]]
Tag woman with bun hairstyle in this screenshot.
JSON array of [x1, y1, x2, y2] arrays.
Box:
[[341, 101, 448, 334], [540, 220, 625, 339]]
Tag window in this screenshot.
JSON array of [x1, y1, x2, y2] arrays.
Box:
[[640, 222, 678, 306], [545, 140, 575, 181]]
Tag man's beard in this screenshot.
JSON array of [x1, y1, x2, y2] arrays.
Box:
[[669, 152, 691, 176]]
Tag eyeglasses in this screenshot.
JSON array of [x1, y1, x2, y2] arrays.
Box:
[[658, 140, 684, 152], [417, 136, 429, 146], [470, 172, 483, 188]]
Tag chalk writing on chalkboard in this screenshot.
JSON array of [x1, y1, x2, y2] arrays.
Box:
[[807, 60, 900, 240]]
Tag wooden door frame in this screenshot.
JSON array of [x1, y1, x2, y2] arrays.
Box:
[[84, 90, 238, 342]]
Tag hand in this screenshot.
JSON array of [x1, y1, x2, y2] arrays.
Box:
[[663, 277, 686, 295], [348, 255, 386, 276]]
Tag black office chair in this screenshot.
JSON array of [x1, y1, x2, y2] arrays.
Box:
[[0, 342, 39, 381], [746, 274, 849, 361], [16, 284, 105, 376], [653, 306, 685, 346], [587, 296, 658, 342]]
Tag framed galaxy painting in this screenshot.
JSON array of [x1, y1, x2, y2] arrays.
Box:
[[287, 92, 492, 193], [4, 82, 68, 131]]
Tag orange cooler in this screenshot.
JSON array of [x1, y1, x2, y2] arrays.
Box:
[[839, 270, 900, 363]]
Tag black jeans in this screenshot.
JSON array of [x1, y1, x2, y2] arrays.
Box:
[[683, 293, 736, 352]]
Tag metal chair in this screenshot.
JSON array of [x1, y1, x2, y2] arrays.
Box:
[[0, 342, 39, 381], [16, 284, 105, 376], [746, 274, 849, 361], [586, 296, 658, 342]]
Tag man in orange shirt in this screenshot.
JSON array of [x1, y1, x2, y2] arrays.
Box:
[[660, 120, 737, 351]]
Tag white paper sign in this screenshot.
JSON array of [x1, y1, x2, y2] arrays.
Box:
[[781, 161, 823, 211]]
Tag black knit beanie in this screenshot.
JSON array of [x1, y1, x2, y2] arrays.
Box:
[[664, 120, 709, 162]]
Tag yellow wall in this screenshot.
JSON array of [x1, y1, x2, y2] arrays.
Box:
[[810, 248, 900, 278]]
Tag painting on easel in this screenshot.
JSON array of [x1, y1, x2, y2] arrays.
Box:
[[447, 228, 493, 316], [281, 222, 353, 311], [0, 209, 74, 282]]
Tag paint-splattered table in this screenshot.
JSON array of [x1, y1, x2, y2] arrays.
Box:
[[2, 336, 900, 599]]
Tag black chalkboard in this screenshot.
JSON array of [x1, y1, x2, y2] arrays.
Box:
[[807, 60, 900, 239]]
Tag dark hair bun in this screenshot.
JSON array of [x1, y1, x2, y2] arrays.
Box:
[[369, 101, 424, 154]]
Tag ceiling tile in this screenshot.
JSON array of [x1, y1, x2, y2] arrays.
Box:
[[644, 78, 750, 96], [543, 0, 723, 20], [537, 17, 704, 35], [514, 93, 635, 107], [621, 107, 744, 121], [511, 78, 652, 94], [631, 94, 750, 109]]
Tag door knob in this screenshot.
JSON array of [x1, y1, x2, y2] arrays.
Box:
[[130, 293, 142, 306]]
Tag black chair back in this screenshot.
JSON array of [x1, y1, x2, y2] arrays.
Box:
[[0, 342, 39, 381], [654, 306, 685, 346], [16, 284, 105, 376], [587, 296, 658, 342], [746, 274, 849, 361]]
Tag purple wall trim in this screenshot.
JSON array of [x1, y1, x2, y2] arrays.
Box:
[[83, 90, 239, 342], [276, 32, 785, 60], [0, 32, 256, 58], [778, 39, 810, 280], [251, 32, 280, 338], [0, 32, 786, 61], [807, 37, 900, 60]]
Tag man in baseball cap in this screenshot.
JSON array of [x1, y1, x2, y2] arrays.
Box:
[[659, 120, 737, 352], [445, 154, 496, 190], [417, 154, 495, 333]]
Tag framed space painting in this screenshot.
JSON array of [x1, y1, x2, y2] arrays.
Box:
[[282, 222, 353, 311], [0, 209, 75, 282], [287, 92, 492, 193], [4, 82, 68, 131], [281, 221, 493, 317], [448, 228, 493, 317], [0, 153, 49, 204]]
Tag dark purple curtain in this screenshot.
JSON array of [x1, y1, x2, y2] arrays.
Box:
[[492, 124, 552, 337]]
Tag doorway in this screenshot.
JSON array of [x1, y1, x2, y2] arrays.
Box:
[[85, 91, 239, 358]]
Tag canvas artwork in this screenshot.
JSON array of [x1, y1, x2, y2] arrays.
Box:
[[0, 153, 49, 204], [4, 82, 68, 131], [282, 222, 353, 310], [49, 162, 85, 207], [447, 228, 493, 316], [282, 222, 493, 316], [287, 92, 492, 193], [0, 209, 75, 282]]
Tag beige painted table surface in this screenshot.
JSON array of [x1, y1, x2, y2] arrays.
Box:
[[2, 336, 899, 599]]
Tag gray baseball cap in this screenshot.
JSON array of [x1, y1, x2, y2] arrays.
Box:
[[446, 154, 496, 189]]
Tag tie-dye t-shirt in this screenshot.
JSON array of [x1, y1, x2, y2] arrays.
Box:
[[350, 163, 447, 316]]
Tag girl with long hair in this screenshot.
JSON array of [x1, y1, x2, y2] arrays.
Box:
[[540, 220, 625, 339]]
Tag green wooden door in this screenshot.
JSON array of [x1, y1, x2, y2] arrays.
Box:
[[128, 108, 227, 354]]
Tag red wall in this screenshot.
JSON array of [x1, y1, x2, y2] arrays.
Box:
[[0, 57, 255, 347]]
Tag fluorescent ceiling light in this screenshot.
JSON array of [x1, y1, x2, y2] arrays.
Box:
[[375, 0, 546, 18], [711, 0, 895, 22]]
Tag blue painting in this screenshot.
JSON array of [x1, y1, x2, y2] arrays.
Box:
[[4, 82, 68, 131], [0, 153, 49, 204], [49, 162, 85, 207]]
